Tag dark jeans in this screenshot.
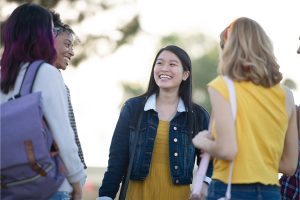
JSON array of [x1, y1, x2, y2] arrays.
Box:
[[207, 180, 281, 200]]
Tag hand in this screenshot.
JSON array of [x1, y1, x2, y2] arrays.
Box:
[[192, 130, 211, 149], [200, 182, 208, 200], [189, 182, 208, 200], [71, 182, 83, 200], [189, 194, 201, 200]]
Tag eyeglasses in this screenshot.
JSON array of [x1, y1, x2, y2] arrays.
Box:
[[52, 27, 64, 37]]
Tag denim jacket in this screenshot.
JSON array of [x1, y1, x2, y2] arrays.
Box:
[[99, 95, 211, 199]]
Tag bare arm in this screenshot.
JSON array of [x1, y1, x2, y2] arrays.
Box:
[[279, 86, 298, 176], [193, 87, 237, 160]]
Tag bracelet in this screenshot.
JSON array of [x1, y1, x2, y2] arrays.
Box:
[[204, 176, 212, 185]]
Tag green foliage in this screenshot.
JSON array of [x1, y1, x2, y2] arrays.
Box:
[[1, 0, 140, 67], [71, 53, 87, 67], [282, 78, 297, 90], [121, 82, 144, 98], [120, 82, 145, 108], [120, 32, 220, 113], [160, 35, 182, 46], [2, 0, 297, 112], [192, 46, 219, 112], [116, 16, 140, 47]]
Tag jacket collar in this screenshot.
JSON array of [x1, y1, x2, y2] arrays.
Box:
[[144, 94, 186, 112]]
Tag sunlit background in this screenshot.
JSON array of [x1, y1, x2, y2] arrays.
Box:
[[1, 0, 299, 199]]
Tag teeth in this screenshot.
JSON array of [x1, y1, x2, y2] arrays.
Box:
[[159, 75, 171, 79], [64, 57, 69, 65]]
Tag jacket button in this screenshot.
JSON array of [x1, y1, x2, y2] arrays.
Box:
[[173, 138, 178, 142], [174, 152, 178, 157], [173, 126, 177, 130], [174, 165, 178, 170]]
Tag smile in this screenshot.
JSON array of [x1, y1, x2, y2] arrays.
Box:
[[159, 74, 172, 79]]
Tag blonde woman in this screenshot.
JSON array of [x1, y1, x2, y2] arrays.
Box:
[[193, 17, 298, 199]]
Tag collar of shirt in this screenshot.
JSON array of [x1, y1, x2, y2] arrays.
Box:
[[144, 93, 186, 113]]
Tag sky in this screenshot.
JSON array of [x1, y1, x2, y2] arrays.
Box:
[[2, 0, 300, 167]]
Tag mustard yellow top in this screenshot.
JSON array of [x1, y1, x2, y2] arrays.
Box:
[[209, 76, 288, 185], [126, 120, 190, 200]]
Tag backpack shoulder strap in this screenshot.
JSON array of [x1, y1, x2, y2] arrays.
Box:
[[223, 76, 237, 120], [19, 60, 45, 96], [297, 105, 300, 133], [222, 75, 237, 200]]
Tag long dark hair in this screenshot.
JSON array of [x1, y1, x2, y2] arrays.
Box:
[[1, 3, 56, 93], [141, 45, 194, 136]]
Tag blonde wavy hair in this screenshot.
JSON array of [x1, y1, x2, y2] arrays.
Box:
[[219, 17, 282, 87]]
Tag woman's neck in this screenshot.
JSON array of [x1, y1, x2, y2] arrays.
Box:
[[156, 91, 179, 121]]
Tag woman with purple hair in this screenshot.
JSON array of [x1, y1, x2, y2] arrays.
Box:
[[0, 3, 86, 200]]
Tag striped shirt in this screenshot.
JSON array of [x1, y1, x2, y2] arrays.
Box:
[[66, 85, 87, 169]]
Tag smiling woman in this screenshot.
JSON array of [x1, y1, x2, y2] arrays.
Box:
[[153, 51, 190, 94], [97, 45, 212, 200], [50, 10, 87, 171], [54, 30, 74, 70], [0, 3, 86, 199], [51, 11, 78, 70]]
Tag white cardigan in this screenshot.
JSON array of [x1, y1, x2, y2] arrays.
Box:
[[0, 62, 86, 192]]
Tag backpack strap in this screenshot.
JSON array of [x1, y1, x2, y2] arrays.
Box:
[[297, 105, 300, 132], [19, 60, 45, 96], [223, 75, 237, 200]]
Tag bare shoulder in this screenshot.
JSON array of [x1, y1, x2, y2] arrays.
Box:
[[281, 84, 295, 117]]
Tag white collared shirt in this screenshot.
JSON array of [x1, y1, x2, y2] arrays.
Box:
[[144, 94, 186, 113]]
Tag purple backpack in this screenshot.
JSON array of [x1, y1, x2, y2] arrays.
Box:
[[1, 61, 65, 199]]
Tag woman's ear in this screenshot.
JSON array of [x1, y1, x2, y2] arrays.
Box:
[[183, 71, 190, 81]]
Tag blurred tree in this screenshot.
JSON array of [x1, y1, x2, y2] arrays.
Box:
[[5, 0, 61, 8], [2, 0, 297, 112], [192, 46, 218, 112], [121, 33, 219, 113], [283, 78, 297, 90], [0, 0, 140, 67], [119, 81, 145, 108]]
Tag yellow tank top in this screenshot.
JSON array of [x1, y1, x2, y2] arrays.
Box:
[[126, 120, 190, 200], [208, 76, 288, 185]]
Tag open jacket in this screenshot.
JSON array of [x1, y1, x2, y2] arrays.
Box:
[[99, 95, 211, 199]]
